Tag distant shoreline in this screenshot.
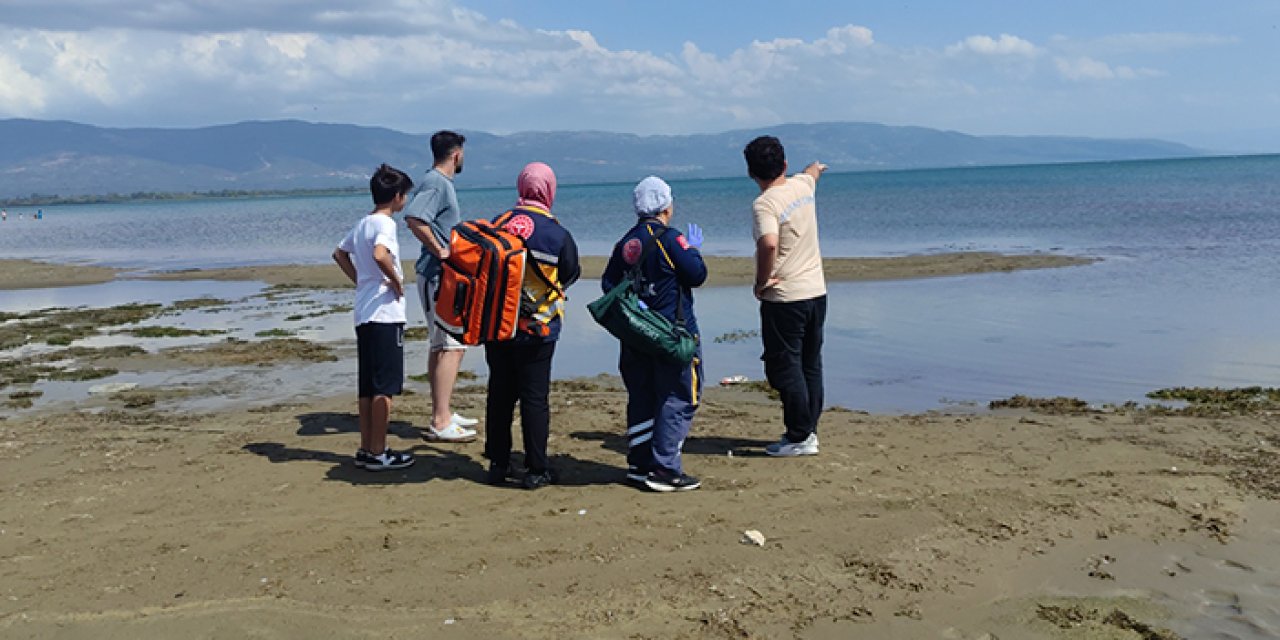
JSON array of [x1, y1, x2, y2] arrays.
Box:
[[0, 186, 366, 208], [9, 153, 1279, 207], [0, 252, 1098, 291]]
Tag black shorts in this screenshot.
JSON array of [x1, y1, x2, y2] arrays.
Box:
[[356, 322, 404, 398]]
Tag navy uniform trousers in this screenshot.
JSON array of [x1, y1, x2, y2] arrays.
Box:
[[620, 345, 702, 476]]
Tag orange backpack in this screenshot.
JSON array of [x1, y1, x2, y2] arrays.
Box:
[[433, 219, 527, 344]]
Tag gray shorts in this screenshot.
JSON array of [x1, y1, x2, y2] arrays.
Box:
[[417, 276, 466, 353]]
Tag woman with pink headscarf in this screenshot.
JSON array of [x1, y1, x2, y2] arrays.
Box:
[[483, 162, 581, 490]]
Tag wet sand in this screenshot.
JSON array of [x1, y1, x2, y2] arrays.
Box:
[[1, 367, 1276, 638], [0, 253, 1095, 290], [0, 259, 119, 290], [137, 252, 1096, 289]]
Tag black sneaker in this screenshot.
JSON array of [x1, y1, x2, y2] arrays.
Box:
[[487, 462, 515, 486], [644, 469, 701, 493], [354, 449, 377, 469], [522, 468, 558, 490], [363, 448, 415, 471]]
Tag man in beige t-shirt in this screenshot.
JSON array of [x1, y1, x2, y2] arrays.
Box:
[[745, 135, 828, 457]]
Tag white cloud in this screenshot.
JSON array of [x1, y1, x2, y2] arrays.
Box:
[[1050, 32, 1238, 56], [1054, 56, 1163, 81], [816, 25, 875, 54], [946, 34, 1039, 57], [0, 2, 1256, 141], [0, 53, 46, 112]]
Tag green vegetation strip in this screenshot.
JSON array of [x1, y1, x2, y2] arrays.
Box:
[[0, 302, 164, 349], [167, 297, 232, 311], [1145, 386, 1280, 416], [989, 395, 1091, 414], [118, 326, 227, 338], [285, 304, 352, 321], [4, 389, 43, 409]]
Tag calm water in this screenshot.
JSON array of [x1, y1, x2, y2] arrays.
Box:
[[2, 154, 1278, 411]]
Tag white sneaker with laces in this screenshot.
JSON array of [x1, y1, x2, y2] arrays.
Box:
[[425, 422, 478, 443], [765, 433, 819, 457], [451, 412, 479, 427]]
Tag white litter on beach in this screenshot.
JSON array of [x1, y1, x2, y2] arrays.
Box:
[[88, 382, 138, 394], [741, 530, 766, 546], [578, 509, 587, 516]]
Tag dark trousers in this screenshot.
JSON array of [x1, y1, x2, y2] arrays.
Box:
[[619, 345, 702, 475], [760, 295, 826, 443], [483, 341, 556, 473]]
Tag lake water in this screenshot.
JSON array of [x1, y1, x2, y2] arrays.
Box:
[[2, 154, 1278, 411]]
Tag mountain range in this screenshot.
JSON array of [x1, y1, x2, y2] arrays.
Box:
[[0, 119, 1204, 199]]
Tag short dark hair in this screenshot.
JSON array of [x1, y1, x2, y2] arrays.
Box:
[[743, 135, 786, 182], [430, 130, 466, 164], [370, 163, 413, 206]]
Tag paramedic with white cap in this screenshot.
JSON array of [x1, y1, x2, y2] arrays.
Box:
[[601, 176, 708, 492]]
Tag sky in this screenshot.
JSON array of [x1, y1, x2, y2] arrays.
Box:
[[1, 0, 1277, 150]]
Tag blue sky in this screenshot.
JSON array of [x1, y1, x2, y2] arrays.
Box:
[[1, 0, 1276, 150]]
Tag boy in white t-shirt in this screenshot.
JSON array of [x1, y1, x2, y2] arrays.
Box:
[[332, 164, 416, 471]]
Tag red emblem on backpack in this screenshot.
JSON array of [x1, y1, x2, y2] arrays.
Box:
[[503, 214, 535, 240], [622, 238, 643, 265]]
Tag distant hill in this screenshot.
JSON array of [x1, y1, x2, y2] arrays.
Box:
[[0, 119, 1204, 199]]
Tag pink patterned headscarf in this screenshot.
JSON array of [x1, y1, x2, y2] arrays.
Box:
[[516, 162, 557, 211]]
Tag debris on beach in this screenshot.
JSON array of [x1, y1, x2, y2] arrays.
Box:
[[713, 329, 759, 344], [720, 375, 749, 386], [741, 530, 766, 546], [89, 382, 139, 394]]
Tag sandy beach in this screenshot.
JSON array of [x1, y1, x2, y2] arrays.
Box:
[[0, 259, 121, 290], [2, 252, 1278, 638], [1, 372, 1277, 638]]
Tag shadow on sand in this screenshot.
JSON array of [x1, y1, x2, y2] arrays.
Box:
[[569, 430, 773, 456], [240, 412, 625, 487]]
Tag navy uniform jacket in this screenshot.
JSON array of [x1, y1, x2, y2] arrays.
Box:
[[495, 206, 580, 343], [602, 218, 707, 338]]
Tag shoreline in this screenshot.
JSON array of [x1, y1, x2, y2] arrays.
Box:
[[0, 252, 1097, 290], [1, 270, 1276, 638]]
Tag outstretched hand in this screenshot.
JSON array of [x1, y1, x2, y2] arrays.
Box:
[[804, 161, 828, 181], [686, 223, 704, 249]]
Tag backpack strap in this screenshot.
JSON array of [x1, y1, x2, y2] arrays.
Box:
[[495, 208, 565, 296]]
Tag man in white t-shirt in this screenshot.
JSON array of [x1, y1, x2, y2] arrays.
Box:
[[332, 164, 416, 472], [744, 135, 828, 457]]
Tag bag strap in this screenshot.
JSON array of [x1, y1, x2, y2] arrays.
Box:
[[631, 224, 688, 328], [495, 209, 565, 296]]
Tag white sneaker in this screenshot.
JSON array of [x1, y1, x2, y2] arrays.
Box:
[[424, 422, 477, 443], [765, 433, 819, 457], [451, 412, 479, 427]]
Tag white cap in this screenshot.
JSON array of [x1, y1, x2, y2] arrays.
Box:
[[633, 176, 673, 216]]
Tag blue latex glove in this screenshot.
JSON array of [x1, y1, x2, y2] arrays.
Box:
[[685, 223, 704, 249]]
